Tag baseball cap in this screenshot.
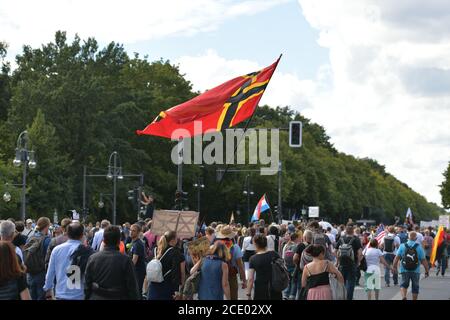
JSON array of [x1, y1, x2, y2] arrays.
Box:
[[26, 219, 33, 224]]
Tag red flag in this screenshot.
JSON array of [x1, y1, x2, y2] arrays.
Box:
[[136, 56, 281, 139]]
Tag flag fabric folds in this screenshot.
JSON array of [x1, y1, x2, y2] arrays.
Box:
[[136, 56, 281, 139], [406, 207, 414, 225], [251, 194, 270, 222], [430, 225, 445, 266]]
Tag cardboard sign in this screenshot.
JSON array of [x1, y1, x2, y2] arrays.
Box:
[[151, 210, 199, 239]]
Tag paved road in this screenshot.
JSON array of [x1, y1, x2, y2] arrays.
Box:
[[237, 266, 450, 300]]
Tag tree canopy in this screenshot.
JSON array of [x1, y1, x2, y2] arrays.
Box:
[[0, 32, 445, 224]]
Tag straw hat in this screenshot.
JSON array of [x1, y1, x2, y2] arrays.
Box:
[[215, 225, 237, 240]]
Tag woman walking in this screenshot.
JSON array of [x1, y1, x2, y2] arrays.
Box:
[[363, 239, 391, 300], [242, 227, 256, 279], [301, 244, 344, 300], [0, 241, 31, 300]]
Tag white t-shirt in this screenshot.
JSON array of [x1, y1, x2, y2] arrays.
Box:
[[363, 247, 383, 267], [242, 236, 256, 252], [326, 232, 336, 244], [15, 246, 24, 262], [380, 233, 401, 254], [415, 232, 424, 246], [266, 235, 276, 251]]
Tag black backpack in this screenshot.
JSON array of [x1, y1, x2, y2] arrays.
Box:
[[23, 236, 47, 274], [271, 255, 290, 292], [383, 235, 395, 253], [401, 243, 419, 271], [70, 244, 95, 275]]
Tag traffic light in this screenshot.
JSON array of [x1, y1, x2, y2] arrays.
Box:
[[274, 205, 278, 215], [127, 190, 135, 201], [175, 190, 188, 210], [289, 121, 302, 147]]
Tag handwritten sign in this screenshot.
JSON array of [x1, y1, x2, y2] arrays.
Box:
[[151, 210, 199, 239]]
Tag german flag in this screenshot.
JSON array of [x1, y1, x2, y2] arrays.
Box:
[[430, 225, 445, 266], [136, 56, 281, 139]]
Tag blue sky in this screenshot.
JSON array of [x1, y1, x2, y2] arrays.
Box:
[[1, 0, 449, 207]]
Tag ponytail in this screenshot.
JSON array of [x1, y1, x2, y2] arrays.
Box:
[[157, 230, 177, 258]]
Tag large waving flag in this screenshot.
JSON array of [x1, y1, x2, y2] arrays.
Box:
[[430, 225, 445, 266], [137, 56, 281, 139], [251, 194, 270, 222]]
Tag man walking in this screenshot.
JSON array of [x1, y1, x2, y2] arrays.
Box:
[[91, 220, 110, 251], [379, 226, 400, 287], [393, 231, 429, 300], [43, 222, 85, 300]]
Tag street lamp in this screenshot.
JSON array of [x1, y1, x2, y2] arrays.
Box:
[[107, 151, 122, 225], [243, 174, 254, 221], [193, 177, 205, 214], [12, 130, 36, 221]]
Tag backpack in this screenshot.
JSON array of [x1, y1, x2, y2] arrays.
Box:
[[226, 245, 239, 277], [70, 244, 95, 275], [337, 237, 355, 267], [401, 243, 419, 271], [271, 255, 290, 292], [312, 231, 333, 261], [23, 236, 47, 274], [383, 235, 395, 253], [283, 243, 297, 268], [299, 244, 313, 271], [146, 247, 173, 283]]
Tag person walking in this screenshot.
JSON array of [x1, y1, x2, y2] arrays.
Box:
[[0, 241, 31, 300], [336, 225, 362, 300], [84, 225, 139, 300], [241, 227, 256, 279], [301, 244, 344, 300], [43, 222, 85, 300], [379, 226, 400, 287], [363, 239, 391, 300], [45, 218, 72, 269], [128, 224, 146, 295], [191, 242, 231, 300], [393, 231, 429, 300], [246, 234, 282, 300], [23, 217, 52, 300], [91, 220, 110, 251], [147, 231, 185, 300]]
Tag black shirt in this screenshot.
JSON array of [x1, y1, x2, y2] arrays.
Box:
[[129, 239, 146, 275], [249, 251, 281, 300], [0, 274, 27, 300], [84, 246, 139, 300], [160, 245, 185, 286]]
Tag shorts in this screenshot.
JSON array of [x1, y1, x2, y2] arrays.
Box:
[[400, 272, 420, 294]]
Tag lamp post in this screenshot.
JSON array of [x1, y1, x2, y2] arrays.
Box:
[[12, 130, 36, 221], [106, 151, 123, 225], [193, 177, 205, 214], [243, 174, 254, 221]]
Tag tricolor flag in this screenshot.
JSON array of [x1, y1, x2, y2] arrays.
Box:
[[137, 56, 281, 139], [251, 194, 270, 222], [430, 225, 445, 266]]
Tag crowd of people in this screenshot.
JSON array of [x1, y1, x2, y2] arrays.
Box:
[[0, 215, 448, 300]]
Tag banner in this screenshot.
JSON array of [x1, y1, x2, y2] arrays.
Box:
[[308, 206, 319, 218], [439, 215, 449, 228], [151, 210, 199, 239]]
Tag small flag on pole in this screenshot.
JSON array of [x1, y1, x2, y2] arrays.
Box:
[[406, 207, 414, 225], [230, 212, 235, 224]]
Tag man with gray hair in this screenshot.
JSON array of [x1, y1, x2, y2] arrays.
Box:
[[0, 220, 24, 262], [91, 220, 110, 251], [393, 231, 429, 300]]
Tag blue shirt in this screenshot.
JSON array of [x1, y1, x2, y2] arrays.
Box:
[[396, 240, 425, 274], [231, 245, 243, 269], [91, 229, 104, 251], [43, 239, 84, 300]]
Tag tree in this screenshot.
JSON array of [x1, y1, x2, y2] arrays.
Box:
[[440, 162, 450, 209]]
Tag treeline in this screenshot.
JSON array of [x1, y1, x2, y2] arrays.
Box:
[[0, 32, 445, 224]]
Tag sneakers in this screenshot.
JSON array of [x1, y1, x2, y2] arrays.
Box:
[[402, 297, 407, 300], [386, 284, 390, 287]]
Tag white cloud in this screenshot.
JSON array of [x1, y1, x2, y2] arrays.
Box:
[[0, 0, 288, 59], [176, 0, 450, 206], [295, 0, 450, 205]]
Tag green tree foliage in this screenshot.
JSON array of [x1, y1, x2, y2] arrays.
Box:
[[440, 162, 450, 209], [0, 32, 445, 223]]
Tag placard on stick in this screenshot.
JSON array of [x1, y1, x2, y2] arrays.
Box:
[[151, 210, 199, 239]]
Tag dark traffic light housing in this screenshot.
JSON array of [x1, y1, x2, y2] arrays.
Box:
[[289, 121, 302, 147]]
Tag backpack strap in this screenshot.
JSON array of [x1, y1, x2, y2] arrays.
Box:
[[159, 246, 173, 262], [305, 265, 311, 277]]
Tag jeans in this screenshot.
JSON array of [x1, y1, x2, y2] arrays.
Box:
[[438, 255, 448, 275], [383, 253, 398, 285], [27, 272, 46, 300], [340, 265, 356, 300], [283, 267, 297, 299]]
